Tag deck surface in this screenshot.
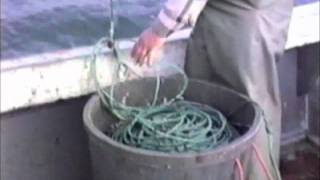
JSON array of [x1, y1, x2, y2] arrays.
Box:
[[281, 141, 320, 180]]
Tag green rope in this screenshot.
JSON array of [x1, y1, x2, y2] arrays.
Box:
[[89, 37, 233, 153], [88, 0, 233, 153]]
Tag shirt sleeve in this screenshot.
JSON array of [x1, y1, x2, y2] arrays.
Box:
[[151, 0, 206, 37]]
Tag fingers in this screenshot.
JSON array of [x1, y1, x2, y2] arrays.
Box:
[[137, 48, 148, 66], [132, 43, 151, 66], [134, 45, 143, 65], [146, 50, 153, 66], [131, 41, 140, 61], [131, 29, 164, 66], [131, 40, 146, 66], [146, 49, 159, 66]]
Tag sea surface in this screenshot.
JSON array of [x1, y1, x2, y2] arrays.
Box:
[[0, 0, 164, 60], [0, 0, 318, 60]]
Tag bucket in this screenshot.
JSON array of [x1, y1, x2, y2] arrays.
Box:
[[83, 79, 263, 180]]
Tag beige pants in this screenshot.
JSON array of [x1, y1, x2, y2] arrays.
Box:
[[185, 0, 293, 179]]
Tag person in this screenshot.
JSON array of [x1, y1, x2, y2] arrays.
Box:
[[131, 0, 293, 179]]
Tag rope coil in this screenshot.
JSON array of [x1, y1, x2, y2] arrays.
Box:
[[89, 37, 233, 153]]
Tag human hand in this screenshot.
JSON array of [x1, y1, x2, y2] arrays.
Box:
[[131, 28, 166, 66]]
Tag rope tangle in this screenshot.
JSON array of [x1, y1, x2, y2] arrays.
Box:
[[88, 0, 233, 153]]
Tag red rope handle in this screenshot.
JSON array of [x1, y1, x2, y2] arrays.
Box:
[[235, 158, 245, 180], [252, 143, 274, 180]]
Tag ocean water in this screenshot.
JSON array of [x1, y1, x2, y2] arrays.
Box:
[[0, 0, 164, 60], [0, 0, 317, 60]]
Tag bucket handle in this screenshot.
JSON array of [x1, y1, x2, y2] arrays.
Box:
[[233, 143, 280, 180], [234, 158, 245, 180]]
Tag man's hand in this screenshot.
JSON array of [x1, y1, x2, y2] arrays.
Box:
[[131, 28, 166, 66]]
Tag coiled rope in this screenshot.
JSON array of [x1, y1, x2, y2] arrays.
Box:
[[89, 0, 233, 153], [89, 38, 233, 153]]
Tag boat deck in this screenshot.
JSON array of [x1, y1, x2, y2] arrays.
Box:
[[281, 141, 320, 180]]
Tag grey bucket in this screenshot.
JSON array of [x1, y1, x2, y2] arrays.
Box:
[[83, 79, 263, 180]]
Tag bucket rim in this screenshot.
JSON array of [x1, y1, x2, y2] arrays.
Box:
[[83, 79, 263, 162]]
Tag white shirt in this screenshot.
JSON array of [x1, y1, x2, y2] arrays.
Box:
[[152, 0, 207, 37]]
